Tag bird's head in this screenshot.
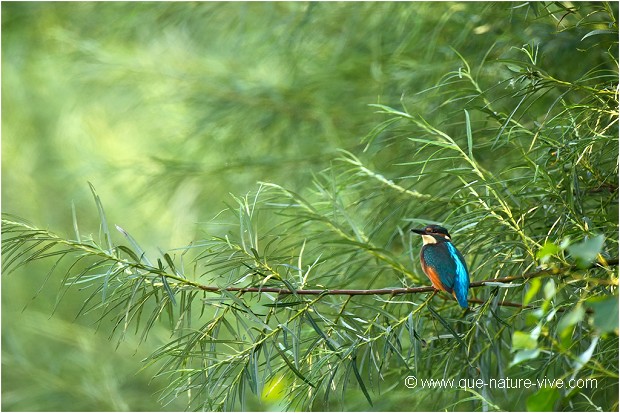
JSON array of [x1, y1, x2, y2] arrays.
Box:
[[412, 224, 452, 245]]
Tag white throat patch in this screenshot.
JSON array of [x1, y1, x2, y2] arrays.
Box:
[[421, 233, 451, 245], [421, 234, 438, 245]]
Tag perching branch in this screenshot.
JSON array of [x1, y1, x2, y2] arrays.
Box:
[[192, 258, 618, 296], [2, 217, 616, 308]]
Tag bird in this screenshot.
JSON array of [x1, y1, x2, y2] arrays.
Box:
[[411, 224, 470, 309]]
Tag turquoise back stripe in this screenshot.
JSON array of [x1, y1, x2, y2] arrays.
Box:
[[446, 242, 469, 308]]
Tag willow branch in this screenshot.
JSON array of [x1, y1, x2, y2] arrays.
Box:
[[194, 258, 618, 296]]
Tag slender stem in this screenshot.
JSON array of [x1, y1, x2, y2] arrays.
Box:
[[190, 259, 618, 296]]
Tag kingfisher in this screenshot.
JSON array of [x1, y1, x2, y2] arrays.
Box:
[[412, 224, 470, 309]]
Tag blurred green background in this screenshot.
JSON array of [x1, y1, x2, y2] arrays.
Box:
[[2, 2, 617, 411]]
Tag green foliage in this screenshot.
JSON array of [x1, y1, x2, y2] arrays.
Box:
[[586, 296, 619, 334], [3, 2, 618, 412], [527, 387, 561, 412]]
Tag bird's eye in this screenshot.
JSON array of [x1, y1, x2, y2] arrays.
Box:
[[426, 227, 434, 233]]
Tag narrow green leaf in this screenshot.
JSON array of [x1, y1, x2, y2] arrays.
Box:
[[581, 29, 617, 41], [280, 324, 300, 368], [351, 356, 373, 407], [464, 109, 473, 160], [305, 312, 338, 352], [572, 336, 599, 374], [586, 295, 619, 333], [361, 116, 402, 151], [495, 58, 544, 72], [427, 305, 465, 347], [71, 201, 81, 243], [263, 301, 307, 308], [2, 239, 46, 274], [512, 331, 538, 350], [557, 305, 585, 336], [101, 264, 116, 302], [490, 309, 510, 327], [88, 182, 113, 252], [368, 103, 413, 120], [405, 313, 426, 346], [543, 279, 556, 300], [161, 275, 177, 306], [250, 247, 261, 261], [483, 282, 522, 288], [408, 137, 454, 149], [523, 278, 541, 306], [163, 253, 179, 276], [274, 345, 315, 388], [536, 241, 560, 263], [323, 365, 339, 405], [566, 234, 605, 268], [510, 349, 540, 367], [220, 290, 269, 329], [117, 245, 141, 264], [237, 371, 246, 408], [116, 225, 151, 265], [526, 387, 560, 411]]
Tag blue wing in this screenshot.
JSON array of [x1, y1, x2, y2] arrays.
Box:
[[445, 242, 470, 308]]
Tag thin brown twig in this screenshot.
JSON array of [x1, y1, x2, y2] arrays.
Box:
[[193, 259, 618, 297]]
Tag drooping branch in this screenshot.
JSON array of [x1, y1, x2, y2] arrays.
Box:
[[3, 217, 616, 309], [194, 258, 618, 296]]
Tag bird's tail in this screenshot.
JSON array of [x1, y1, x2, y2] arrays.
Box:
[[453, 288, 469, 309]]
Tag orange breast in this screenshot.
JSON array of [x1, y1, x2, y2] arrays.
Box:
[[421, 263, 450, 292]]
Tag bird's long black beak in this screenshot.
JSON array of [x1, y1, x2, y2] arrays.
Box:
[[411, 228, 426, 235]]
